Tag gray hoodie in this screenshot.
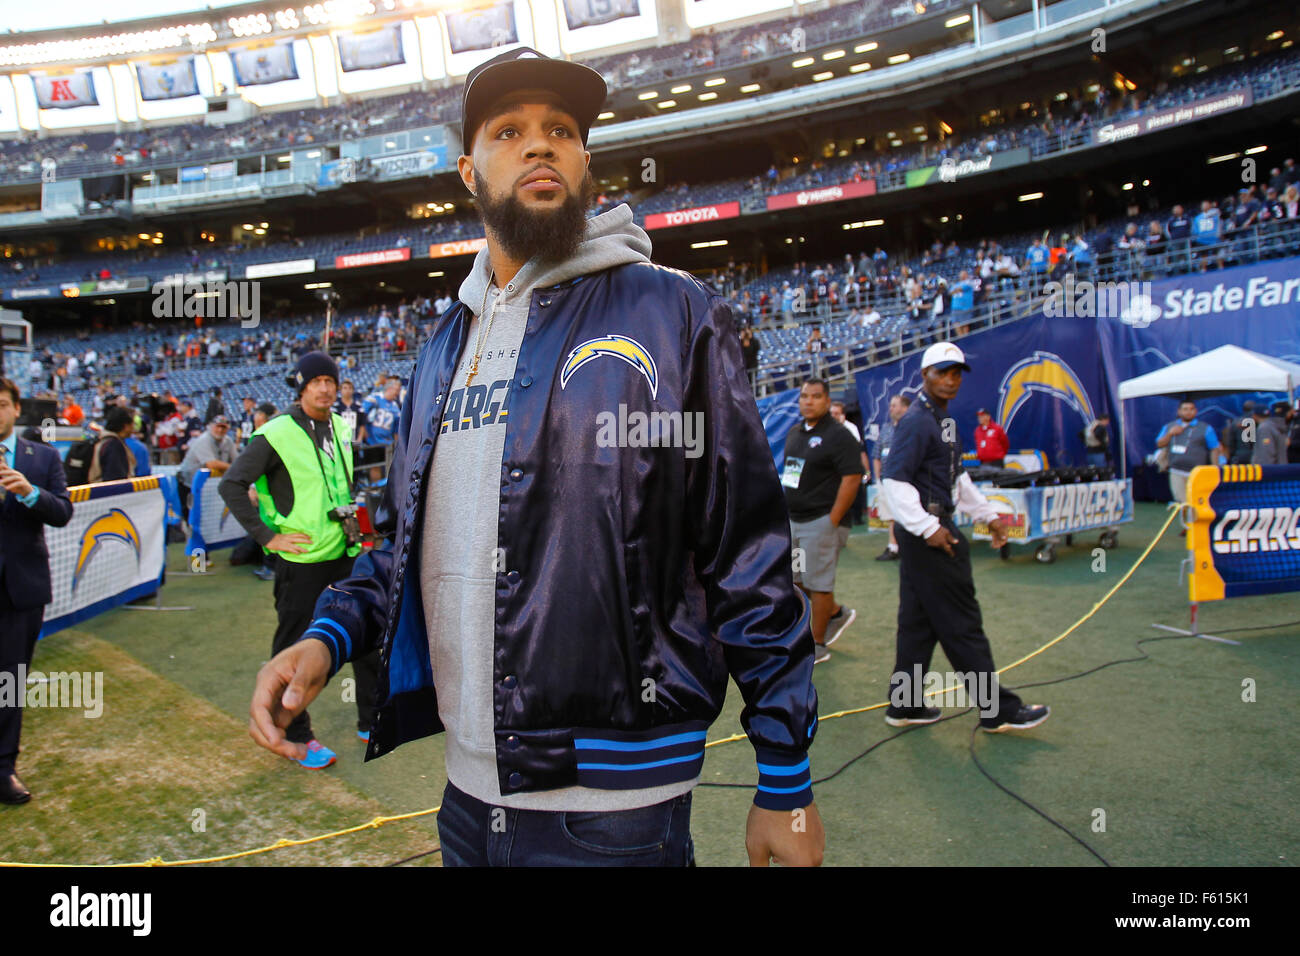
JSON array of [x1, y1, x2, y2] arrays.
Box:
[[420, 204, 695, 811]]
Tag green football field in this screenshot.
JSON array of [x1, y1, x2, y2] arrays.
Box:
[[2, 501, 1296, 867]]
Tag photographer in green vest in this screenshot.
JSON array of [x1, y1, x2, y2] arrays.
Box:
[[219, 351, 379, 769]]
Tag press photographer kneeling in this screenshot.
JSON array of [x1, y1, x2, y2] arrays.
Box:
[[218, 351, 380, 769]]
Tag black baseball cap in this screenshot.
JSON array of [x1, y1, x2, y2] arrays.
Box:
[[460, 46, 607, 154]]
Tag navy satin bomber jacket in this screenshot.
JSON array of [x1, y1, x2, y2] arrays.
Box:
[[300, 260, 819, 810]]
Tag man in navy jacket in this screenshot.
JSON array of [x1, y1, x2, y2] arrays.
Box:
[[0, 377, 74, 804], [248, 48, 823, 866]]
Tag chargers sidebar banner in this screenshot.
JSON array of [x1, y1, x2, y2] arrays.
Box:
[[1187, 463, 1300, 601]]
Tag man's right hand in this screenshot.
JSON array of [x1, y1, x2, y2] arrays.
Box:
[[249, 639, 332, 760], [265, 532, 311, 554], [1169, 424, 1186, 436], [925, 525, 958, 557]]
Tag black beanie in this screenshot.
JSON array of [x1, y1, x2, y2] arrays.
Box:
[[105, 407, 134, 433], [289, 351, 340, 395]]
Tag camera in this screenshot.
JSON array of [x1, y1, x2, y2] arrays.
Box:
[[328, 504, 363, 546]]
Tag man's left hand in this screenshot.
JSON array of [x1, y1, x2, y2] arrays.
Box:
[[746, 802, 825, 867], [0, 463, 34, 498], [987, 517, 1008, 549]]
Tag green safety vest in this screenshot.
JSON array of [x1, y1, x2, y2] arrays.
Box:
[[253, 412, 358, 563]]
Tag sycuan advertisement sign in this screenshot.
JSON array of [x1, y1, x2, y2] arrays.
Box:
[[1092, 89, 1254, 146]]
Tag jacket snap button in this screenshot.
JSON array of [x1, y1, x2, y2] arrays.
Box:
[[506, 570, 520, 585], [507, 771, 523, 789], [502, 674, 518, 689], [519, 375, 533, 388], [509, 468, 523, 481], [540, 299, 550, 307], [506, 734, 520, 750]]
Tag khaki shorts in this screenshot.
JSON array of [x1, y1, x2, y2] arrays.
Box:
[[1169, 469, 1189, 504], [790, 514, 844, 593]]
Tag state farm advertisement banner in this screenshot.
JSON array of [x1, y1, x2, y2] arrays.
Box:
[[765, 179, 876, 211], [335, 248, 412, 270], [429, 238, 488, 258], [1092, 89, 1254, 146], [644, 201, 741, 231]]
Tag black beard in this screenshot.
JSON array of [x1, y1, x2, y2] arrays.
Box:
[[473, 168, 597, 265]]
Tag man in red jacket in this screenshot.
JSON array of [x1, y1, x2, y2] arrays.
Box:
[[974, 408, 1009, 468]]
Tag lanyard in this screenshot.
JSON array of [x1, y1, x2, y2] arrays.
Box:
[[306, 416, 348, 510]]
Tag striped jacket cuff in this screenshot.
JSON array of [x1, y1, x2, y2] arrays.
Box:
[[753, 747, 813, 811], [297, 616, 354, 677]]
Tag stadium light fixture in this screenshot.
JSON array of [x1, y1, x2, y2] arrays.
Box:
[[812, 71, 834, 81], [1267, 30, 1284, 41], [854, 42, 878, 53], [657, 100, 677, 109], [428, 271, 444, 278], [637, 91, 658, 100], [912, 125, 925, 133], [1207, 152, 1240, 163], [277, 155, 291, 163], [671, 84, 692, 94], [426, 202, 437, 208], [785, 238, 794, 244], [698, 92, 718, 101], [597, 111, 615, 120], [940, 216, 949, 223], [889, 139, 903, 147], [242, 223, 255, 230], [792, 57, 815, 68], [1055, 91, 1069, 101], [1018, 192, 1044, 202], [939, 120, 953, 135], [305, 150, 321, 159], [945, 15, 971, 27], [740, 84, 761, 93], [1244, 145, 1268, 154], [849, 63, 870, 73], [822, 50, 845, 60], [1142, 179, 1150, 186], [854, 137, 866, 145], [704, 78, 726, 87], [690, 240, 728, 249], [137, 233, 150, 241], [260, 222, 269, 228], [254, 228, 267, 235], [305, 282, 332, 289], [887, 53, 910, 64], [1122, 182, 1134, 190], [1223, 47, 1239, 55]]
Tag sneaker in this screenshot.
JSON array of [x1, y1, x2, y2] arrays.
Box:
[[357, 730, 370, 743], [884, 706, 943, 727], [875, 548, 900, 561], [295, 739, 337, 769], [982, 704, 1051, 733], [824, 606, 856, 646], [253, 566, 275, 581], [813, 643, 831, 664]]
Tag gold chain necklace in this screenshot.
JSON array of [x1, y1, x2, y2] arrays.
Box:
[[465, 269, 498, 386]]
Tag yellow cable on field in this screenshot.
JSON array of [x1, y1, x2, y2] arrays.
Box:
[[704, 503, 1180, 745], [0, 505, 1178, 867]]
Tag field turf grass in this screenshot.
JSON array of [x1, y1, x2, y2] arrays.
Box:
[[1, 502, 1295, 867]]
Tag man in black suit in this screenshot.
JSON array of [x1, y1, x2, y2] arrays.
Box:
[[0, 377, 74, 804]]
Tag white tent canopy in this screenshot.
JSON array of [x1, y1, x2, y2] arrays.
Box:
[[1117, 344, 1300, 400]]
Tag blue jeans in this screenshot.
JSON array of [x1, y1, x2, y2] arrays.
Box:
[[437, 781, 696, 867]]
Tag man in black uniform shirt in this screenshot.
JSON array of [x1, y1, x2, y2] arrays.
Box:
[[880, 343, 1050, 731], [782, 379, 862, 663]]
